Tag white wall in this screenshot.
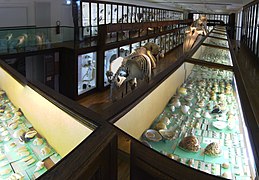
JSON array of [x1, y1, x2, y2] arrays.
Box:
[[0, 0, 73, 27]]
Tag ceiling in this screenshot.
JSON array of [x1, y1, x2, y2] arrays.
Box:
[[134, 0, 254, 14]]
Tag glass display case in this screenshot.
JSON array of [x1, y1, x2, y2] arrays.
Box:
[[114, 61, 257, 179], [0, 61, 117, 179], [212, 30, 227, 35], [209, 32, 227, 40], [78, 52, 97, 95], [203, 37, 229, 48], [191, 45, 232, 66], [139, 64, 256, 179], [104, 48, 118, 86]]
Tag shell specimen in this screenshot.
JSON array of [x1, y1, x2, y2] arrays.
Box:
[[179, 136, 200, 152], [204, 142, 221, 156], [144, 129, 162, 142]]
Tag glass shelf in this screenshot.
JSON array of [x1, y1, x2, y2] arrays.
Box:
[[191, 45, 232, 66], [203, 37, 229, 48], [209, 33, 227, 40]]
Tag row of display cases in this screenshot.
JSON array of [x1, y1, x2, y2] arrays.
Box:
[[0, 60, 117, 179], [112, 26, 258, 179]]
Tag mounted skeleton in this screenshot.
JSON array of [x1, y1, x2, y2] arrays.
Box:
[[106, 42, 164, 100], [183, 14, 208, 53]]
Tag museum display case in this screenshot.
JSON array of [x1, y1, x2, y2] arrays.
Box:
[[114, 61, 257, 179], [0, 60, 117, 179], [78, 52, 97, 95], [191, 45, 232, 66], [209, 32, 228, 40], [112, 24, 258, 179], [203, 37, 229, 48]]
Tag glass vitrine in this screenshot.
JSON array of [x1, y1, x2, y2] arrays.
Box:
[[191, 45, 232, 66], [203, 37, 229, 48], [78, 52, 97, 95], [0, 65, 95, 179], [115, 62, 257, 179], [209, 32, 227, 40], [138, 64, 256, 179], [104, 48, 118, 86], [119, 45, 130, 58]]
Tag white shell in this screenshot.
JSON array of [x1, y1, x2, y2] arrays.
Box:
[[194, 112, 201, 118], [25, 130, 37, 139], [159, 129, 175, 140], [144, 129, 162, 142], [213, 121, 227, 130], [203, 111, 211, 119], [1, 130, 9, 136], [33, 138, 43, 146], [13, 129, 25, 138], [181, 105, 190, 114], [26, 158, 36, 166], [172, 99, 181, 108], [34, 161, 45, 172], [0, 168, 11, 176], [170, 105, 175, 112], [7, 172, 24, 180], [8, 121, 18, 130], [41, 146, 51, 155]]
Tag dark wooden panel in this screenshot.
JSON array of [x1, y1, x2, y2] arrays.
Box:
[[131, 140, 224, 180]]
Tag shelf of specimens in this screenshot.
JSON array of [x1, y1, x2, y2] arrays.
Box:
[[78, 52, 97, 95]]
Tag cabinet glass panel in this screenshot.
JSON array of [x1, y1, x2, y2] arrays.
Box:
[[212, 30, 227, 35], [131, 42, 140, 52], [112, 4, 117, 23], [82, 2, 90, 26], [140, 64, 256, 179], [104, 48, 118, 86], [141, 39, 148, 46], [99, 3, 105, 25], [192, 45, 232, 66], [78, 52, 97, 95], [203, 37, 229, 48], [119, 45, 130, 58], [106, 4, 112, 24], [132, 6, 137, 23], [118, 5, 123, 23], [209, 33, 227, 40], [123, 6, 128, 23], [128, 6, 132, 23], [91, 3, 97, 26]]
